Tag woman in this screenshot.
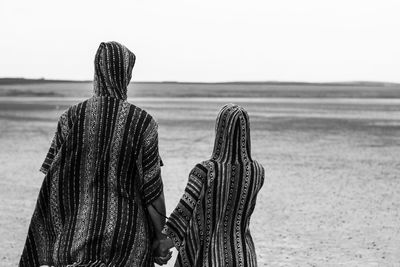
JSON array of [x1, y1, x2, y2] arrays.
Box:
[[20, 42, 171, 266], [163, 104, 265, 266]]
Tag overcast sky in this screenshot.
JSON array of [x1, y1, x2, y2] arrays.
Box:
[[0, 0, 399, 82]]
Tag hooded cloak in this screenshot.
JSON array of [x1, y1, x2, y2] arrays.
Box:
[[164, 104, 265, 267], [20, 42, 163, 267]]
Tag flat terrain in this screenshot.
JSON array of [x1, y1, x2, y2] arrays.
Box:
[[1, 81, 400, 98], [0, 82, 400, 266]]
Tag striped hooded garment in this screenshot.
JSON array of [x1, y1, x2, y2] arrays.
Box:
[[164, 104, 265, 267], [20, 42, 163, 267]]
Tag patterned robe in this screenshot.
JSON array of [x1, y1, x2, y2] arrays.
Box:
[[164, 104, 265, 267], [20, 42, 163, 266]]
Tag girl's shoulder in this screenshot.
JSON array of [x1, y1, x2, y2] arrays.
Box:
[[190, 161, 210, 180], [196, 159, 218, 173], [252, 159, 264, 170]]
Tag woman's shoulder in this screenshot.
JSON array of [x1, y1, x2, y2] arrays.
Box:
[[123, 101, 153, 118], [57, 100, 86, 124], [119, 102, 160, 133]]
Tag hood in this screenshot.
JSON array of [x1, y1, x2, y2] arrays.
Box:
[[93, 41, 136, 100], [211, 103, 252, 163]]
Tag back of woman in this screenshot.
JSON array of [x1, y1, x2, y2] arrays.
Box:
[[20, 42, 165, 267], [164, 104, 265, 267]]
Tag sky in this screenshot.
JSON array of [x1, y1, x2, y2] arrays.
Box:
[[0, 0, 399, 82]]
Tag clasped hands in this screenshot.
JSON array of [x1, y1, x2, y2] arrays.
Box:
[[152, 237, 174, 266]]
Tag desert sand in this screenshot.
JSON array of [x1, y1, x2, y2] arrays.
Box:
[[0, 89, 399, 266]]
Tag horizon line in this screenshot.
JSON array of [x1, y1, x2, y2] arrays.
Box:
[[1, 77, 399, 86]]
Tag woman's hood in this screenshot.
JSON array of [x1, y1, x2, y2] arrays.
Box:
[[93, 41, 136, 100]]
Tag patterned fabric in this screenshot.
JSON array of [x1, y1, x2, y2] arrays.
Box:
[[93, 42, 135, 100], [164, 104, 265, 267], [20, 42, 163, 267]]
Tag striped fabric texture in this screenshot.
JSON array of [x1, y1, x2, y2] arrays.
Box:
[[20, 42, 163, 266], [164, 104, 265, 267]]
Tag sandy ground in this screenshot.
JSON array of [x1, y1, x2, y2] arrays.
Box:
[[0, 97, 400, 266]]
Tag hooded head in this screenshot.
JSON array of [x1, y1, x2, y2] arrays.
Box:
[[212, 103, 252, 163], [93, 41, 136, 100]]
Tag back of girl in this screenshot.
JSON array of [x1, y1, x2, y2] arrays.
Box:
[[164, 103, 265, 267]]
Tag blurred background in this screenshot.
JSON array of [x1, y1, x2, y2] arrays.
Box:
[[1, 0, 400, 266]]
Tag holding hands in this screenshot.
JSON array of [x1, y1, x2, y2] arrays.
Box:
[[152, 236, 174, 265]]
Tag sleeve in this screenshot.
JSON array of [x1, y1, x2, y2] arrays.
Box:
[[250, 163, 265, 211], [259, 164, 265, 189], [163, 163, 207, 247], [141, 118, 164, 206], [40, 109, 71, 175], [19, 176, 55, 266]]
